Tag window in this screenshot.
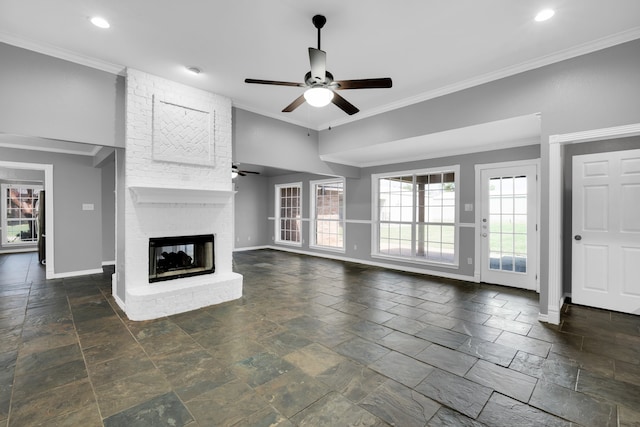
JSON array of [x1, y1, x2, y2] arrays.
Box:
[[275, 183, 302, 245], [2, 184, 43, 245], [374, 166, 459, 265], [310, 179, 345, 250]]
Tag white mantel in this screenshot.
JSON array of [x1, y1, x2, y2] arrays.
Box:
[[129, 186, 235, 205]]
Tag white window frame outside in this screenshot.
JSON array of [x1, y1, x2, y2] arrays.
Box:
[[274, 182, 303, 247], [309, 177, 346, 252], [1, 183, 44, 246], [371, 165, 460, 268]]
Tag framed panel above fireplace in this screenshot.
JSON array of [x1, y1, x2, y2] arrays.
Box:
[[149, 234, 215, 283]]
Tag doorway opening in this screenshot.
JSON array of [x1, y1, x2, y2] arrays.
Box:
[[0, 161, 54, 278]]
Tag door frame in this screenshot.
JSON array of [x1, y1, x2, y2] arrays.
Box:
[[547, 122, 640, 324], [475, 159, 540, 291], [0, 161, 54, 279]]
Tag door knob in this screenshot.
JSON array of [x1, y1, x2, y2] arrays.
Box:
[[482, 233, 487, 237], [574, 235, 582, 241]]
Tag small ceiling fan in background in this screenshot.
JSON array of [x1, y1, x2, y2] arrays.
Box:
[[245, 14, 392, 115], [232, 164, 259, 179]]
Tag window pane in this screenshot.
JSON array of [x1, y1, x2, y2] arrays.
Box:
[[377, 170, 456, 264], [4, 185, 41, 244], [442, 206, 455, 223], [501, 177, 514, 195], [277, 185, 302, 244], [441, 226, 455, 244]]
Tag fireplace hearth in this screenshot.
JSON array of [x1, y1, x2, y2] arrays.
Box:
[[149, 234, 214, 283]]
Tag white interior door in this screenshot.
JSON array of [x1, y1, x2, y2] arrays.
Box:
[[479, 164, 538, 290], [572, 149, 640, 314]]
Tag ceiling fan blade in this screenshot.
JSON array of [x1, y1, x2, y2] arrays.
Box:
[[238, 171, 247, 177], [245, 78, 305, 87], [332, 92, 359, 115], [241, 170, 260, 175], [309, 48, 327, 83], [282, 94, 306, 113], [335, 78, 393, 90]]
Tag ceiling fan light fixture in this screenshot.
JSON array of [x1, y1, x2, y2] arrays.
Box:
[[90, 16, 110, 29], [534, 9, 555, 22], [304, 87, 333, 107]]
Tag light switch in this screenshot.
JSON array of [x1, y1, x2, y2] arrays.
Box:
[[464, 203, 473, 212], [82, 203, 94, 211]]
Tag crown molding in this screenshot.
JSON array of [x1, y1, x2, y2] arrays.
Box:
[[322, 27, 640, 131], [0, 31, 125, 75]]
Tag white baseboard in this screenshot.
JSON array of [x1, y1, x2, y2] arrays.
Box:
[[542, 295, 565, 325], [102, 260, 116, 266], [50, 268, 103, 279], [265, 245, 477, 283], [113, 294, 126, 312], [0, 248, 38, 254], [233, 245, 270, 252]]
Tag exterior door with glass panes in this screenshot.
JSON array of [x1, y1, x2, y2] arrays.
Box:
[[480, 164, 537, 290]]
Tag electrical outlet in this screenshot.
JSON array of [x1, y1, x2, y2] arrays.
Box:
[[467, 257, 473, 265], [354, 244, 358, 250], [247, 236, 251, 241]]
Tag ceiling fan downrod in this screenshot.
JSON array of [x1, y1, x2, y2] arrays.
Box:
[[312, 15, 326, 50]]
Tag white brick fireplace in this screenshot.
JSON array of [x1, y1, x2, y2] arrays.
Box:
[[114, 68, 242, 321]]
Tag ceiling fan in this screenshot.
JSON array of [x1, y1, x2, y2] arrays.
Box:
[[232, 164, 259, 178], [245, 14, 392, 115]]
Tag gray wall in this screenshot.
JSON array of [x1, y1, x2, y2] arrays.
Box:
[[266, 145, 540, 278], [233, 174, 270, 249], [101, 158, 116, 263], [0, 147, 104, 274], [0, 43, 125, 147], [233, 108, 360, 179], [0, 167, 45, 251], [318, 39, 640, 313], [562, 136, 640, 294]]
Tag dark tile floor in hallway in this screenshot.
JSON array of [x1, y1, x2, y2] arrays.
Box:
[[1, 250, 639, 426]]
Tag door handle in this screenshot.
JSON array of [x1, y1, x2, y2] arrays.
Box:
[[574, 235, 582, 241], [482, 233, 487, 237]]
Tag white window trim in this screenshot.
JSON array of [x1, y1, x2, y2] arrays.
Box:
[[371, 165, 460, 268], [309, 177, 346, 253], [274, 182, 303, 247], [1, 183, 44, 246]]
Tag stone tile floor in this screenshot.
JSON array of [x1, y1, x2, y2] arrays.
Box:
[[1, 249, 639, 426]]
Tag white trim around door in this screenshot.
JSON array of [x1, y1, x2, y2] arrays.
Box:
[[475, 159, 540, 292], [547, 122, 640, 324], [0, 161, 54, 279]]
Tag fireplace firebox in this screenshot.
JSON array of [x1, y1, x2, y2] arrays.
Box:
[[149, 234, 215, 283]]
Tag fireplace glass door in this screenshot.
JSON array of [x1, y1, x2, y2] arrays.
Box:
[[149, 234, 215, 283]]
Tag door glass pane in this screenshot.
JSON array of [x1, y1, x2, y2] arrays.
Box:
[[488, 176, 528, 273]]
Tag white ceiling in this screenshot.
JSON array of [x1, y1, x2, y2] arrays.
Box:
[[1, 0, 639, 133]]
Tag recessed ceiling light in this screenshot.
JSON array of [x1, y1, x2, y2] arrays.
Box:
[[186, 66, 202, 75], [535, 9, 555, 22], [90, 16, 110, 29]]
